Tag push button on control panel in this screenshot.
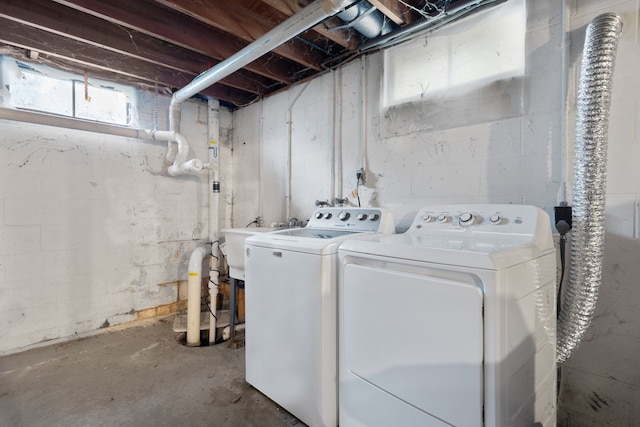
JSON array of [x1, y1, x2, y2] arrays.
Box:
[[437, 214, 450, 223]]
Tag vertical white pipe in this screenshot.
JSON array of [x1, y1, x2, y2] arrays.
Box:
[[360, 56, 368, 173], [286, 82, 311, 220], [208, 100, 221, 344], [558, 0, 569, 204], [337, 68, 344, 199], [331, 71, 336, 203], [259, 101, 265, 223], [187, 246, 210, 346]]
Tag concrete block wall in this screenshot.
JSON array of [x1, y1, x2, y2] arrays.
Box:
[[229, 0, 640, 425], [0, 92, 212, 354]]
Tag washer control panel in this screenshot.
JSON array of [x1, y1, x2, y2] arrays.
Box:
[[409, 204, 546, 235], [308, 208, 393, 233]]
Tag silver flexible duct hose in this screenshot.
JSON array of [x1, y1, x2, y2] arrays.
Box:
[[557, 13, 623, 364]]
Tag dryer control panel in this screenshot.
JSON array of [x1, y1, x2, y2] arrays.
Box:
[[308, 208, 394, 234], [409, 204, 552, 241]]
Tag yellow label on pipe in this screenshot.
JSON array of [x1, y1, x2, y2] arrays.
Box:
[[188, 272, 199, 276]]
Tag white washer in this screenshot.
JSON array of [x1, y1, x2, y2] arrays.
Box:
[[245, 207, 394, 427], [338, 204, 557, 427]]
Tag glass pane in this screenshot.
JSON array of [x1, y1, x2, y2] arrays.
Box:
[[383, 0, 525, 108], [11, 70, 73, 115], [74, 81, 129, 125]]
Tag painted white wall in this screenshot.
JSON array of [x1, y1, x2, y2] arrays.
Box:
[[0, 92, 212, 354], [230, 0, 640, 425]]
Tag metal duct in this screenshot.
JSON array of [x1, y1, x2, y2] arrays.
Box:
[[337, 1, 393, 39], [557, 13, 623, 364]]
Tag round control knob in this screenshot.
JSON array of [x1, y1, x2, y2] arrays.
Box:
[[422, 214, 434, 223], [324, 213, 332, 219], [437, 214, 449, 223], [459, 212, 475, 226], [369, 214, 380, 221], [489, 215, 502, 225], [357, 213, 368, 221], [338, 211, 350, 221], [315, 212, 324, 219]]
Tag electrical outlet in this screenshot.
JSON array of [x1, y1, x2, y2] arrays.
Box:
[[554, 205, 572, 235]]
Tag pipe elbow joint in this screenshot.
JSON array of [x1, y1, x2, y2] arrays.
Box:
[[168, 159, 204, 176]]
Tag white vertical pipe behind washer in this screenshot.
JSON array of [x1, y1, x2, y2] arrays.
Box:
[[208, 99, 221, 344]]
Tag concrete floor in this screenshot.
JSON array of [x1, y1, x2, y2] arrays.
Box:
[[0, 316, 303, 427]]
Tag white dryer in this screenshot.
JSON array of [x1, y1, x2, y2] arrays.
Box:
[[244, 207, 394, 427], [338, 204, 557, 427]]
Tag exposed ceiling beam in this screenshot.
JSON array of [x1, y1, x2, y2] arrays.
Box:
[[0, 19, 258, 106], [368, 0, 410, 25], [153, 0, 328, 71], [52, 0, 305, 85], [0, 0, 280, 96]]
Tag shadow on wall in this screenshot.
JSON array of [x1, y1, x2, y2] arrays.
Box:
[[381, 76, 525, 138]]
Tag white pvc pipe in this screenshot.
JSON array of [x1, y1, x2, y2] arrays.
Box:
[[150, 130, 204, 176], [170, 0, 353, 106], [161, 0, 355, 177], [208, 99, 221, 344], [259, 101, 265, 223], [331, 70, 336, 203], [286, 82, 311, 220], [558, 0, 570, 204], [360, 56, 368, 174], [336, 68, 344, 199], [187, 245, 211, 346]]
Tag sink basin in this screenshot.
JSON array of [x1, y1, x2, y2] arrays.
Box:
[[221, 227, 275, 280]]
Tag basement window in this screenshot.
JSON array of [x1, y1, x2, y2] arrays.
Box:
[[1, 56, 133, 126], [382, 0, 525, 108]]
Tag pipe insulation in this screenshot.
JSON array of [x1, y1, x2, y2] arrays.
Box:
[[557, 13, 623, 365]]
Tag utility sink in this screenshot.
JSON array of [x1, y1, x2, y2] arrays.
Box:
[[221, 227, 275, 280]]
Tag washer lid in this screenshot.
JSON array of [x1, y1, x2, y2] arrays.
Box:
[[245, 207, 395, 255], [246, 228, 377, 255]]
